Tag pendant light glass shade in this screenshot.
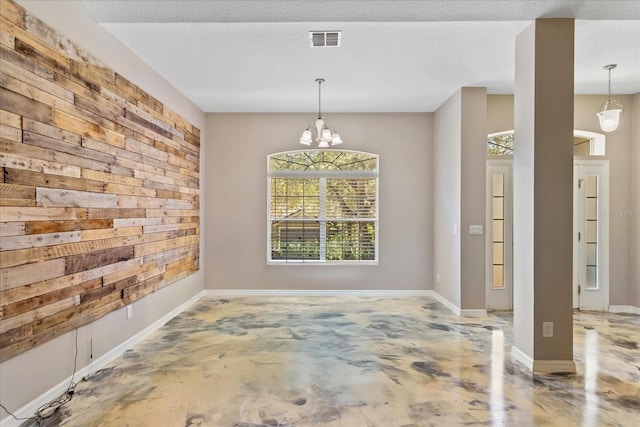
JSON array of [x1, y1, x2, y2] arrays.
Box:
[[597, 108, 622, 132]]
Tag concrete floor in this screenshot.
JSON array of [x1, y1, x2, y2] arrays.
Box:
[[25, 296, 640, 426]]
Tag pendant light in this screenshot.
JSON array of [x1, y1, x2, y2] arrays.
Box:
[[596, 64, 623, 133], [299, 78, 343, 148]]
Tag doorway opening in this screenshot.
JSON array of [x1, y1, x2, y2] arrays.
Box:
[[485, 131, 610, 311]]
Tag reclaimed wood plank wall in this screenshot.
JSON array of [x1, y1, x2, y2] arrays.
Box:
[[0, 0, 200, 362]]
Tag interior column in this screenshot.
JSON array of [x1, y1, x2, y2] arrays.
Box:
[[512, 19, 576, 374]]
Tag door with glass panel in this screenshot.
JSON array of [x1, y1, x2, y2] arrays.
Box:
[[573, 161, 609, 310], [486, 161, 513, 310]]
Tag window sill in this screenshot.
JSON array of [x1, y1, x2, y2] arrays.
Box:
[[267, 260, 378, 266]]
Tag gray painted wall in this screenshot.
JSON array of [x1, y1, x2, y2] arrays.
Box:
[[205, 113, 433, 291], [433, 92, 462, 306], [460, 88, 488, 310], [2, 1, 206, 416], [631, 94, 640, 307]]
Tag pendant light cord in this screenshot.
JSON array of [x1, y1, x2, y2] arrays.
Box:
[[607, 67, 612, 106], [317, 79, 322, 119]]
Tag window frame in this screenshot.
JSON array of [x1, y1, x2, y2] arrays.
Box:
[[267, 150, 379, 265]]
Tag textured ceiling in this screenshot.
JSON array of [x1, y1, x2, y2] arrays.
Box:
[[81, 1, 640, 112]]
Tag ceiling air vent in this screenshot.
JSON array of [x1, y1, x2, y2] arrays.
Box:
[[310, 31, 341, 48]]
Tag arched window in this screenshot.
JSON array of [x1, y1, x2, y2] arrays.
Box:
[[267, 150, 378, 264], [487, 130, 606, 156], [487, 132, 514, 156]]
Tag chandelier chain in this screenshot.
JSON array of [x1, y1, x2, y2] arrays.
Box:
[[318, 79, 322, 119]]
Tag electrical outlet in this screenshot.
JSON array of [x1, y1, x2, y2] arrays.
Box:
[[126, 305, 133, 319], [543, 321, 553, 338], [436, 273, 440, 283]]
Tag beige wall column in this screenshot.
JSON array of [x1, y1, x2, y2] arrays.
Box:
[[512, 19, 576, 373], [461, 87, 488, 310], [631, 93, 640, 308]]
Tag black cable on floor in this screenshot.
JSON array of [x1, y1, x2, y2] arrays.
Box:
[[0, 328, 80, 426]]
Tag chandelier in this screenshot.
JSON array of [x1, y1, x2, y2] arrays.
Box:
[[596, 64, 623, 133], [299, 78, 343, 147]]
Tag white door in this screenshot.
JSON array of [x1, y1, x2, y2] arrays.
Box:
[[486, 161, 513, 310], [573, 160, 610, 310]]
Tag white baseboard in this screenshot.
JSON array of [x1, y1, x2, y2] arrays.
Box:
[[511, 345, 534, 371], [460, 309, 488, 317], [1, 291, 205, 427], [511, 346, 576, 374], [428, 291, 487, 317], [203, 289, 433, 298], [428, 291, 461, 315], [609, 305, 640, 315]]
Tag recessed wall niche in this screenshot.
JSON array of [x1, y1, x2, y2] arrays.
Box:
[[0, 0, 200, 361]]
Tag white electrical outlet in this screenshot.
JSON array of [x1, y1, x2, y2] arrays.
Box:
[[126, 305, 133, 319], [436, 273, 440, 283], [453, 224, 459, 235], [543, 321, 553, 338]]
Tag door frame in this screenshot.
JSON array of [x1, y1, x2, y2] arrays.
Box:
[[485, 159, 513, 310], [573, 160, 610, 310]]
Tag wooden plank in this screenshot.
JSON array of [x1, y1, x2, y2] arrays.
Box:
[[79, 226, 141, 241], [36, 187, 117, 208], [1, 57, 74, 102], [86, 208, 145, 219], [25, 219, 112, 235], [103, 182, 156, 198], [0, 258, 66, 291], [126, 101, 181, 139], [81, 136, 141, 161], [143, 222, 199, 234], [0, 257, 142, 305], [0, 198, 35, 207], [0, 311, 91, 362], [0, 16, 70, 67], [0, 230, 81, 251], [0, 150, 81, 179], [0, 0, 27, 29], [102, 261, 152, 286], [51, 109, 124, 148], [64, 245, 134, 275], [114, 72, 163, 114], [125, 109, 174, 140], [0, 123, 21, 141], [69, 59, 114, 90], [146, 208, 200, 218], [124, 136, 169, 163], [22, 117, 81, 145], [116, 194, 165, 209], [0, 30, 14, 49], [23, 131, 116, 166], [0, 221, 25, 237], [1, 277, 102, 320], [113, 217, 161, 227], [134, 234, 199, 257], [81, 169, 141, 187], [4, 168, 104, 193], [0, 183, 35, 200], [0, 206, 87, 222], [0, 86, 52, 123], [0, 109, 21, 128]]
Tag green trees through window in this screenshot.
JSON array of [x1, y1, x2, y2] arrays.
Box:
[[268, 150, 379, 263]]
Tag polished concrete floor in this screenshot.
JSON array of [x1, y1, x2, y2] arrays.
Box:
[[30, 296, 639, 426]]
